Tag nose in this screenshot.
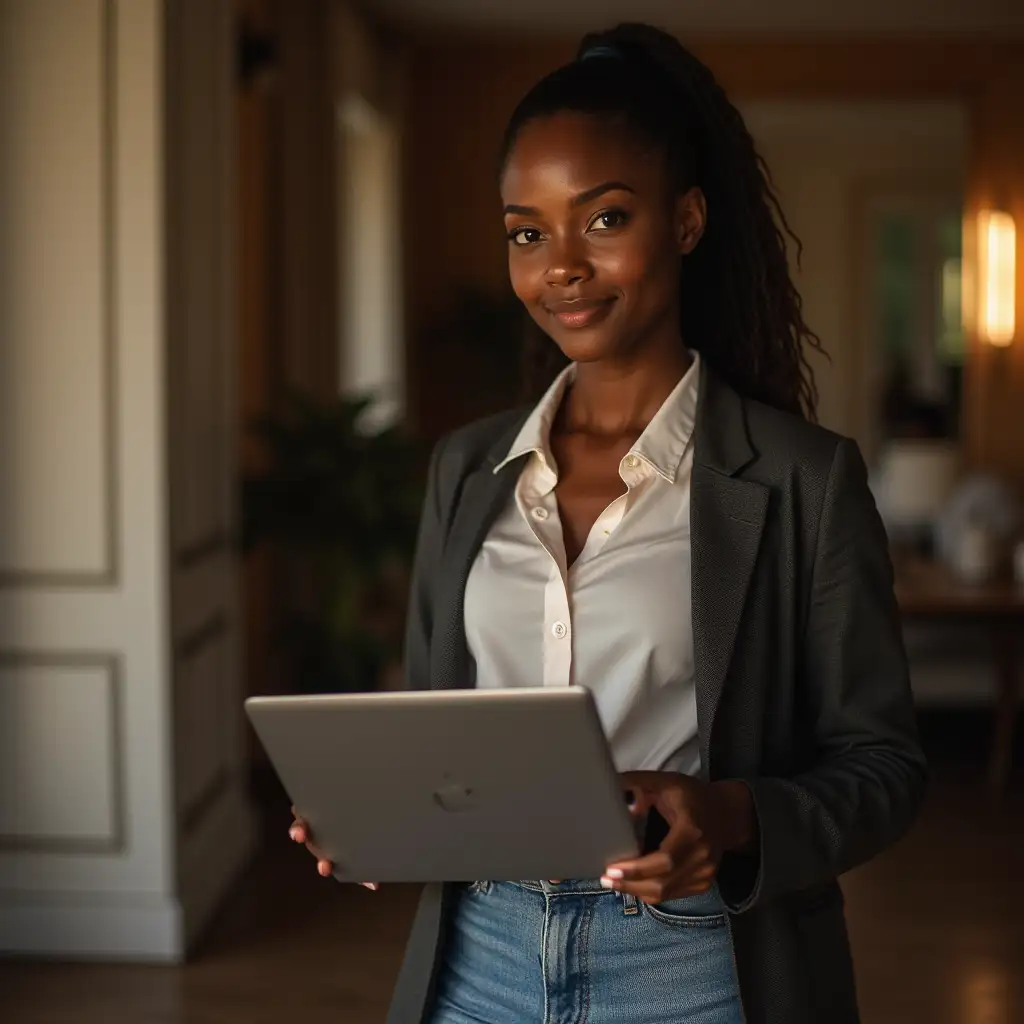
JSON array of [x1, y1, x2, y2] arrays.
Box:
[[545, 237, 593, 288]]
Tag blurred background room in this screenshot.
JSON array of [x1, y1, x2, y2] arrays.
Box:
[[0, 0, 1022, 1021]]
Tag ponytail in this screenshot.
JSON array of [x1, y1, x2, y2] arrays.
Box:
[[501, 23, 823, 421]]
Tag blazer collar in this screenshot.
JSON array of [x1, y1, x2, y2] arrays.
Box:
[[692, 362, 758, 478]]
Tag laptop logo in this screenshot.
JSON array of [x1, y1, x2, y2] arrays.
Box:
[[433, 783, 477, 813]]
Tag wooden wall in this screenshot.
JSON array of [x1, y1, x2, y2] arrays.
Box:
[[236, 0, 346, 715], [400, 33, 1024, 489]]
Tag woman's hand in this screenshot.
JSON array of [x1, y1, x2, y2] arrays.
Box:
[[601, 772, 756, 904], [288, 806, 379, 891]]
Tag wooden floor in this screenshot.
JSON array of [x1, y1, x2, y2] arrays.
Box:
[[2, 736, 1022, 1023]]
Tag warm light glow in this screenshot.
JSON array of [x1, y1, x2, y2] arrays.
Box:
[[977, 210, 1016, 346]]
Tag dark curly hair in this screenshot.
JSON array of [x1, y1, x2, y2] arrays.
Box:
[[500, 23, 824, 421]]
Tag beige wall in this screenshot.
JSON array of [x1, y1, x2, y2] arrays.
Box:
[[742, 100, 967, 455]]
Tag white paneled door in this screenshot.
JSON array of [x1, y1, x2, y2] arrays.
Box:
[[0, 0, 254, 961]]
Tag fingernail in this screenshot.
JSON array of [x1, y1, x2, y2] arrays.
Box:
[[600, 876, 615, 889], [318, 862, 330, 877], [366, 883, 379, 891], [289, 827, 301, 842], [605, 867, 624, 879]]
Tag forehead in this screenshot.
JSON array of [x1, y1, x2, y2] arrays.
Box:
[[501, 112, 667, 203]]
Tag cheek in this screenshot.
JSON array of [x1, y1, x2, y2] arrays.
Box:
[[507, 252, 540, 303], [596, 240, 672, 301]]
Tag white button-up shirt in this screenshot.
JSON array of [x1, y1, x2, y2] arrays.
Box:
[[464, 354, 702, 774]]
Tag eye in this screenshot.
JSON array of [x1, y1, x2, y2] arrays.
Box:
[[587, 208, 631, 232], [508, 226, 543, 247]]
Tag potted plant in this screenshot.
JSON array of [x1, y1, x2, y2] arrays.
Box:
[[242, 391, 426, 692]]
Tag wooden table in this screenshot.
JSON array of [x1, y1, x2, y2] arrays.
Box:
[[893, 558, 1024, 801]]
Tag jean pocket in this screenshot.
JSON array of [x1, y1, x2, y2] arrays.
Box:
[[466, 880, 492, 896], [642, 890, 727, 928]]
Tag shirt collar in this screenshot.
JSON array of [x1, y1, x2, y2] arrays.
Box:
[[492, 352, 701, 483], [630, 352, 700, 483], [492, 363, 576, 475]]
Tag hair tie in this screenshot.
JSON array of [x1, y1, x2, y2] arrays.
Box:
[[579, 44, 623, 62]]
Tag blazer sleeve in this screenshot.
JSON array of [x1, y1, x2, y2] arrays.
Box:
[[720, 437, 928, 911], [403, 435, 450, 692]]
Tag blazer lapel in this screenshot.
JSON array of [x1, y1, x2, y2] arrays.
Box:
[[691, 368, 769, 778], [430, 433, 524, 691]]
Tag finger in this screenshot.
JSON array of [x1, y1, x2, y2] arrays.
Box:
[[619, 771, 673, 800], [618, 773, 659, 815], [627, 791, 655, 820], [658, 812, 703, 857], [289, 821, 307, 843], [605, 817, 700, 881], [619, 874, 715, 904], [606, 850, 717, 901], [603, 850, 675, 884], [360, 882, 380, 891], [317, 859, 333, 877]]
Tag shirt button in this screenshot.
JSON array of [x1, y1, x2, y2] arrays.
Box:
[[625, 455, 639, 469], [531, 506, 549, 521], [551, 621, 568, 640]]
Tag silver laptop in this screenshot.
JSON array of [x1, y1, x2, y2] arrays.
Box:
[[245, 686, 638, 883]]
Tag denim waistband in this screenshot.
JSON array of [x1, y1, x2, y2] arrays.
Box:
[[514, 879, 632, 895], [465, 879, 729, 921], [509, 878, 728, 913]]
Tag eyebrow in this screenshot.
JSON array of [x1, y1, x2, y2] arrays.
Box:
[[503, 180, 636, 217]]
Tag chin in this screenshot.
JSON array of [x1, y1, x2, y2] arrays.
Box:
[[544, 325, 625, 365]]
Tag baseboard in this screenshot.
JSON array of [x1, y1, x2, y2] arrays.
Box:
[[0, 891, 184, 962], [0, 784, 256, 963]]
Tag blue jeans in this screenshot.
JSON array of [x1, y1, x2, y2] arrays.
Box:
[[427, 878, 745, 1024]]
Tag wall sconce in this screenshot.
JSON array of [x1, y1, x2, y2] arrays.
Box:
[[977, 210, 1016, 347]]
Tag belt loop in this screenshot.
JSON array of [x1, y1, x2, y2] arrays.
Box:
[[621, 891, 639, 915]]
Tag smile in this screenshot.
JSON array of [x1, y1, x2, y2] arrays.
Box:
[[546, 298, 616, 329]]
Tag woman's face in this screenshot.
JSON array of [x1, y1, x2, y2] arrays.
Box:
[[501, 112, 705, 366]]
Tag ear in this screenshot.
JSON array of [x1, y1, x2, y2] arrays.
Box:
[[674, 186, 707, 255]]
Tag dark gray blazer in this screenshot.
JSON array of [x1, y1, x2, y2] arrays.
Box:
[[387, 366, 927, 1024]]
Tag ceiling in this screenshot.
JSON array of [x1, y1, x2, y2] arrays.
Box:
[[363, 0, 1024, 35]]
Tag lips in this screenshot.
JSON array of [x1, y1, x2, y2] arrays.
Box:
[[545, 297, 616, 329]]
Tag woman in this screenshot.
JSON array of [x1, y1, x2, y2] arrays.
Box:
[[291, 22, 927, 1024]]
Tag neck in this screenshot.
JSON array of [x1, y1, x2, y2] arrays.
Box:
[[563, 337, 692, 437]]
